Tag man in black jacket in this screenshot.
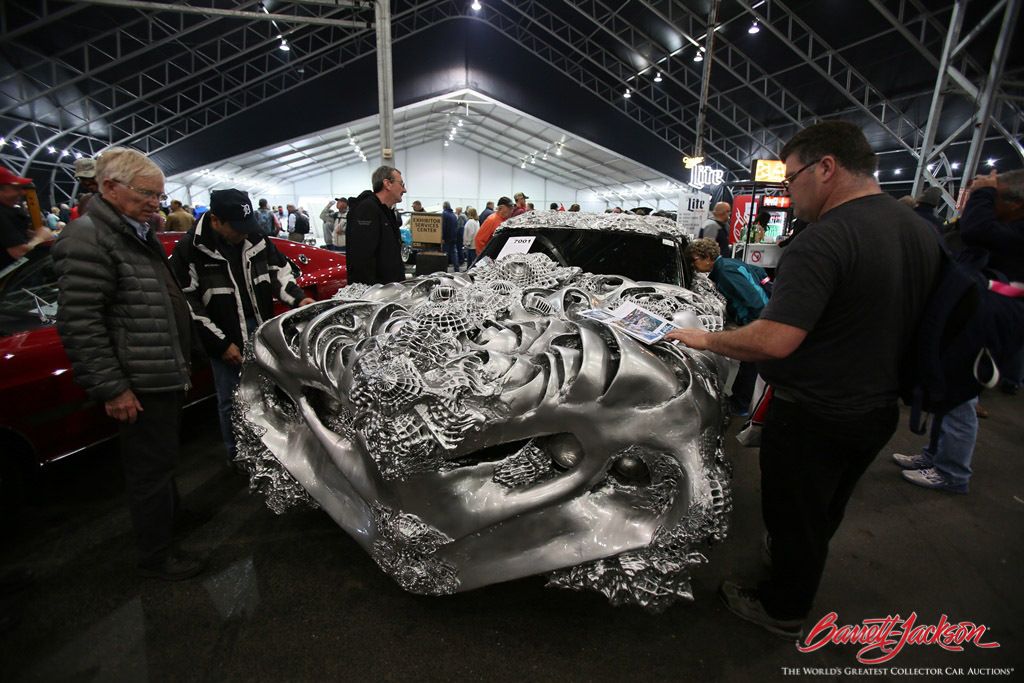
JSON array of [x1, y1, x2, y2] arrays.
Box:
[[346, 165, 407, 285], [54, 147, 201, 581], [170, 189, 314, 464]]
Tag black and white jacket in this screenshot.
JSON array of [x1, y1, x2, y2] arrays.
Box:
[[169, 213, 306, 358]]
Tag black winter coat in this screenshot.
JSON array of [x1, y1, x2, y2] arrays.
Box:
[[169, 214, 307, 358], [53, 197, 191, 400], [345, 190, 405, 285]]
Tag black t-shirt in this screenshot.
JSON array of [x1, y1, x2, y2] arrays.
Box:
[[0, 203, 32, 269], [757, 194, 941, 418]]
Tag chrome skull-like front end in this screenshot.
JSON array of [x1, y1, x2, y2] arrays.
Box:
[[234, 252, 731, 611]]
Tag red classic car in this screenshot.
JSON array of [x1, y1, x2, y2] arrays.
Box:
[[0, 233, 346, 494]]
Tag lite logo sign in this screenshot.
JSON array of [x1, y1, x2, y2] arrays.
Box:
[[688, 164, 725, 189]]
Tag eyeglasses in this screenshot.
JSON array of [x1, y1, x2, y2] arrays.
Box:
[[114, 179, 162, 201], [387, 177, 406, 188], [782, 159, 820, 188]]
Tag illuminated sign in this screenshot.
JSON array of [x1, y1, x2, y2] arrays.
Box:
[[753, 159, 787, 184], [762, 195, 791, 208], [682, 155, 705, 169], [688, 164, 725, 189]]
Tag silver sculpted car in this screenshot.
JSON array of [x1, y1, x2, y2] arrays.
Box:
[[234, 212, 732, 611]]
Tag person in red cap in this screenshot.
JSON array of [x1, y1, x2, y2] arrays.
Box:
[[0, 167, 54, 269]]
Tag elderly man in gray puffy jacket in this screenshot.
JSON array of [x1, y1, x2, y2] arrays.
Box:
[[53, 147, 203, 581]]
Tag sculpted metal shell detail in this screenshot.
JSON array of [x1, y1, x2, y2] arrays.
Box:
[[235, 249, 731, 611]]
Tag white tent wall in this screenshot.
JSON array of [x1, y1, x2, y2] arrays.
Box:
[[282, 139, 587, 232]]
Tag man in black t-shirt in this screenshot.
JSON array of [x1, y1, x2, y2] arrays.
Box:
[[667, 121, 941, 640]]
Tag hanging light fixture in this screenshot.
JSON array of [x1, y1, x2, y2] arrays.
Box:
[[278, 36, 289, 51], [623, 88, 632, 99], [693, 49, 704, 62], [444, 140, 449, 147], [556, 143, 563, 156], [748, 21, 760, 34], [471, 0, 482, 10], [654, 72, 663, 83]]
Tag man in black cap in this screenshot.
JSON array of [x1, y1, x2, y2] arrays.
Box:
[[0, 166, 54, 269], [170, 188, 315, 464]]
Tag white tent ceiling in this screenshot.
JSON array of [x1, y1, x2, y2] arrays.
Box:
[[166, 89, 688, 203]]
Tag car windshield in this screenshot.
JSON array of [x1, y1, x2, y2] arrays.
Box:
[[479, 227, 687, 287], [0, 244, 60, 333]]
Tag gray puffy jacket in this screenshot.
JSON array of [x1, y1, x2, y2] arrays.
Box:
[[53, 197, 191, 401]]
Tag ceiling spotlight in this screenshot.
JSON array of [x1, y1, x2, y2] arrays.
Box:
[[13, 139, 22, 148], [457, 119, 463, 127], [521, 161, 526, 169], [693, 49, 704, 62], [451, 127, 457, 135], [444, 140, 449, 147], [530, 155, 536, 164], [654, 72, 662, 83], [873, 170, 880, 178], [471, 0, 482, 10], [987, 158, 997, 167], [47, 146, 56, 154], [951, 162, 960, 169], [279, 39, 289, 51], [543, 152, 548, 160], [894, 168, 902, 175], [556, 144, 563, 156], [623, 88, 631, 99], [748, 21, 760, 34], [61, 149, 69, 157]]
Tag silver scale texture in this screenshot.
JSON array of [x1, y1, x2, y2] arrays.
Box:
[[233, 231, 732, 611]]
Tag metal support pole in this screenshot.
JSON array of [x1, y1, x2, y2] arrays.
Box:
[[911, 1, 967, 202], [375, 0, 395, 167], [694, 0, 720, 158], [959, 0, 1020, 189]]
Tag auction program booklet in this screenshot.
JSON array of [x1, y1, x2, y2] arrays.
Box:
[[580, 302, 677, 344]]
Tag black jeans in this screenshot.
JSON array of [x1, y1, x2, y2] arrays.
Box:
[[757, 397, 898, 619], [118, 390, 184, 565]]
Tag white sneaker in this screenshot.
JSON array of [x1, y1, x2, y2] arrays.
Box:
[[901, 467, 969, 494], [892, 452, 931, 470]]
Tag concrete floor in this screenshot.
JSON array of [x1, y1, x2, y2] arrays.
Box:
[[1, 391, 1021, 682]]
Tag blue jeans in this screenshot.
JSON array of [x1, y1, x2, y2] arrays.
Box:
[[464, 248, 476, 269], [211, 317, 257, 460], [446, 241, 461, 271], [211, 356, 242, 460], [922, 396, 977, 485]]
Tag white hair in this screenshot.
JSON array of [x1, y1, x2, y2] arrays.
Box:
[[96, 147, 164, 186]]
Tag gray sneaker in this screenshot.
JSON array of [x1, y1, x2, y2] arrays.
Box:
[[901, 467, 969, 494], [718, 581, 804, 641], [892, 452, 931, 470]]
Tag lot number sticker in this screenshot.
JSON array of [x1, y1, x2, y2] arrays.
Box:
[[497, 236, 537, 260]]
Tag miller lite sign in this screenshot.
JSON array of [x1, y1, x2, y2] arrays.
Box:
[[688, 164, 725, 190]]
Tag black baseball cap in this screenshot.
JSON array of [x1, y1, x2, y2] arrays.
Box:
[[497, 196, 514, 208], [210, 189, 261, 235]]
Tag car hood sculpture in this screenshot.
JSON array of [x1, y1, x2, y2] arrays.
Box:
[[235, 226, 731, 611]]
